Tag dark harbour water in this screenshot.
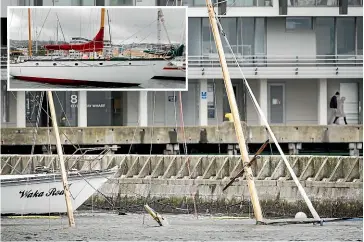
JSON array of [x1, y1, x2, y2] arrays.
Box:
[[8, 78, 187, 90], [1, 211, 362, 241]]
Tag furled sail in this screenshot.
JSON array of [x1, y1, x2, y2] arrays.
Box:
[[44, 27, 104, 52]]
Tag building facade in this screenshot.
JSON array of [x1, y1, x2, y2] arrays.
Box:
[[1, 0, 363, 128]]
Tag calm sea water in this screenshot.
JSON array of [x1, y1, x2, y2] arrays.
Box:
[[8, 78, 187, 90], [1, 212, 363, 241]]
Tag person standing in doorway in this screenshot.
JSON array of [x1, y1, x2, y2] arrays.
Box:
[[333, 97, 348, 125], [329, 91, 340, 124]]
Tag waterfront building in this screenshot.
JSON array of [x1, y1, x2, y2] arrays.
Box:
[[1, 0, 362, 128]]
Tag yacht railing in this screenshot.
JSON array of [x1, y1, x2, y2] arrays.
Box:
[[188, 55, 363, 68]]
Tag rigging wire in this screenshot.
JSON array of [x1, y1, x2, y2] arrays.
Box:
[[30, 91, 44, 156], [35, 8, 52, 42], [55, 13, 66, 42]]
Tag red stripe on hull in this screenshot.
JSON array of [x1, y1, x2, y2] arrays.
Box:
[[14, 76, 91, 85], [163, 67, 186, 70], [13, 76, 140, 87]]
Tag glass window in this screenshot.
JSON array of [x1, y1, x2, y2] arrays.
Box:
[[235, 0, 255, 6], [207, 83, 215, 119], [316, 17, 335, 56], [87, 92, 123, 126], [43, 0, 84, 5], [1, 81, 9, 123], [157, 0, 183, 5], [221, 18, 237, 54], [337, 17, 356, 55], [254, 18, 266, 56], [238, 18, 254, 56], [107, 0, 133, 5], [188, 18, 202, 56], [286, 17, 313, 30], [348, 0, 363, 5], [18, 0, 33, 5], [202, 18, 216, 55], [193, 0, 216, 5], [357, 17, 363, 55]]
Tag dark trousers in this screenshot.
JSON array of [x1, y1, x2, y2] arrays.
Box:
[[333, 116, 347, 124]]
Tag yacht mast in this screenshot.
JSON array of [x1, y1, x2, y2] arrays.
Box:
[[47, 91, 76, 227], [28, 8, 75, 227], [204, 0, 263, 222], [27, 8, 32, 57]]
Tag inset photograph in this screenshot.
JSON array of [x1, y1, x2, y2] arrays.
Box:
[[8, 6, 187, 90]]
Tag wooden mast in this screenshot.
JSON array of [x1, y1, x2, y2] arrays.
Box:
[[100, 8, 106, 28], [204, 0, 263, 222], [98, 8, 106, 56], [27, 8, 32, 57], [47, 91, 76, 227]]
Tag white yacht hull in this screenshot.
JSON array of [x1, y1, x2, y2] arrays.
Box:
[[9, 59, 168, 86], [1, 169, 115, 215], [154, 60, 186, 80]]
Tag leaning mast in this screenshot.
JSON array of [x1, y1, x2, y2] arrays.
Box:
[[27, 8, 75, 227], [204, 0, 263, 222]]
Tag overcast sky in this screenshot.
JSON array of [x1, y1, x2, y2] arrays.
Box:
[[8, 7, 186, 44]]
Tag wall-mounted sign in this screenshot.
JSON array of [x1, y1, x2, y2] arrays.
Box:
[[201, 91, 207, 100], [87, 103, 106, 108], [168, 96, 176, 102]]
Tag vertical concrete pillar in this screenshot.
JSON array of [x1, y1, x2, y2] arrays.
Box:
[[16, 91, 26, 128], [199, 79, 208, 126], [318, 79, 328, 125], [139, 91, 148, 126], [259, 79, 268, 125], [77, 91, 87, 127]]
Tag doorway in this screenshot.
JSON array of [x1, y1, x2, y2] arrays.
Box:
[[340, 82, 359, 124], [268, 83, 285, 124]]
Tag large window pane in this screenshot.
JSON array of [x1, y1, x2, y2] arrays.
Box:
[[316, 17, 335, 56], [337, 17, 355, 55], [235, 0, 255, 6], [357, 17, 363, 55], [348, 0, 363, 5], [286, 17, 313, 30], [87, 92, 123, 126], [238, 18, 254, 56], [188, 18, 202, 56], [221, 18, 237, 54], [193, 0, 216, 5], [107, 0, 133, 5], [1, 81, 9, 123], [202, 18, 216, 55], [254, 18, 266, 55], [43, 0, 84, 5]]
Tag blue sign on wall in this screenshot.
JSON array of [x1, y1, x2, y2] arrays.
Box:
[[201, 92, 207, 99]]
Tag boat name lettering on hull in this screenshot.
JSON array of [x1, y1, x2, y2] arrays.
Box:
[[19, 188, 64, 198]]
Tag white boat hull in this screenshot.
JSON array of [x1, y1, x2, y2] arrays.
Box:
[[1, 169, 115, 215], [154, 60, 186, 80], [9, 59, 169, 85]]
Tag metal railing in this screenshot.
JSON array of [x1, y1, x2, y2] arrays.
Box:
[[289, 0, 362, 6], [188, 55, 363, 68], [178, 0, 273, 6]]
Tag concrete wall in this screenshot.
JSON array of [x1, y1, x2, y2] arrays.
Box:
[[268, 79, 318, 124], [266, 17, 316, 57], [2, 155, 362, 216]]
